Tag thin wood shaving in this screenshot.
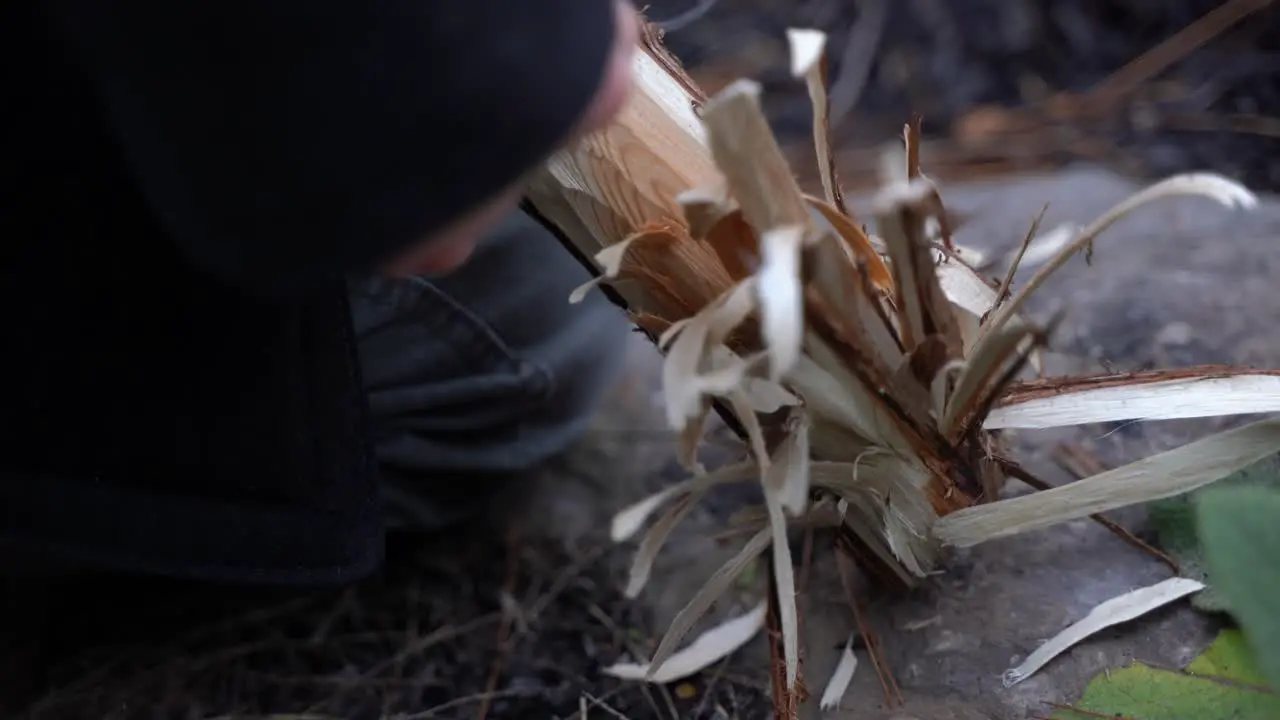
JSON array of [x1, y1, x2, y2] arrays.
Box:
[[936, 419, 1280, 546], [819, 638, 859, 711], [605, 602, 767, 684], [986, 371, 1280, 429], [1003, 577, 1205, 687], [647, 529, 771, 678]]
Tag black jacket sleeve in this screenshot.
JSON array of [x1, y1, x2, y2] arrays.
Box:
[[48, 0, 617, 295]]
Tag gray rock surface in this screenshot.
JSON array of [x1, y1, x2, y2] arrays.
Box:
[[597, 164, 1280, 719]]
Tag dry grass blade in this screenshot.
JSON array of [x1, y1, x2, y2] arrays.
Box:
[[835, 549, 902, 707], [936, 418, 1280, 546], [826, 0, 887, 125], [727, 388, 770, 467], [770, 411, 812, 515], [1076, 0, 1274, 114], [678, 400, 714, 471], [762, 413, 813, 692]]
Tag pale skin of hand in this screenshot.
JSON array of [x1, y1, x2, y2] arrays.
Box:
[[383, 0, 640, 278]]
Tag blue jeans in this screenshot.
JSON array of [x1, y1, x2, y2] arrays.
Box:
[[350, 211, 630, 527]]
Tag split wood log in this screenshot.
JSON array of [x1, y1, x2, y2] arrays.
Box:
[[521, 24, 973, 595], [524, 25, 1279, 719]]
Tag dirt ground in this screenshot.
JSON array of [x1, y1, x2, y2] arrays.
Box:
[[21, 5, 1280, 720]]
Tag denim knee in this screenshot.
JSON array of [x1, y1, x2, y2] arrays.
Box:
[[350, 211, 628, 475]]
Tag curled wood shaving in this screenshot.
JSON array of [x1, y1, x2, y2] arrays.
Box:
[[1003, 222, 1078, 271], [1003, 577, 1205, 687], [662, 279, 757, 429], [820, 637, 859, 711], [770, 411, 812, 516], [787, 28, 844, 210], [986, 370, 1280, 429], [568, 234, 643, 304], [757, 226, 807, 380], [611, 461, 757, 542], [647, 528, 771, 678], [626, 494, 700, 598], [806, 196, 895, 291], [677, 183, 737, 239], [940, 320, 1042, 437], [764, 479, 800, 692], [703, 210, 758, 280], [980, 172, 1257, 345], [605, 602, 767, 684], [936, 418, 1280, 547]]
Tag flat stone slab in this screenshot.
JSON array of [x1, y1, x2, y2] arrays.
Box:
[[589, 165, 1280, 719]]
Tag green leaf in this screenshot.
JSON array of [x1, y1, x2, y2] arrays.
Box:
[[1147, 493, 1227, 611], [1197, 485, 1280, 692], [1148, 452, 1280, 613], [1186, 629, 1271, 689], [1053, 630, 1280, 719]]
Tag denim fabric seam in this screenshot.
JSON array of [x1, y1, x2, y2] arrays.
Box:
[[356, 275, 555, 407]]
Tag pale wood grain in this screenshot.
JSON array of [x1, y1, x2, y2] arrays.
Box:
[[526, 47, 723, 253]]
